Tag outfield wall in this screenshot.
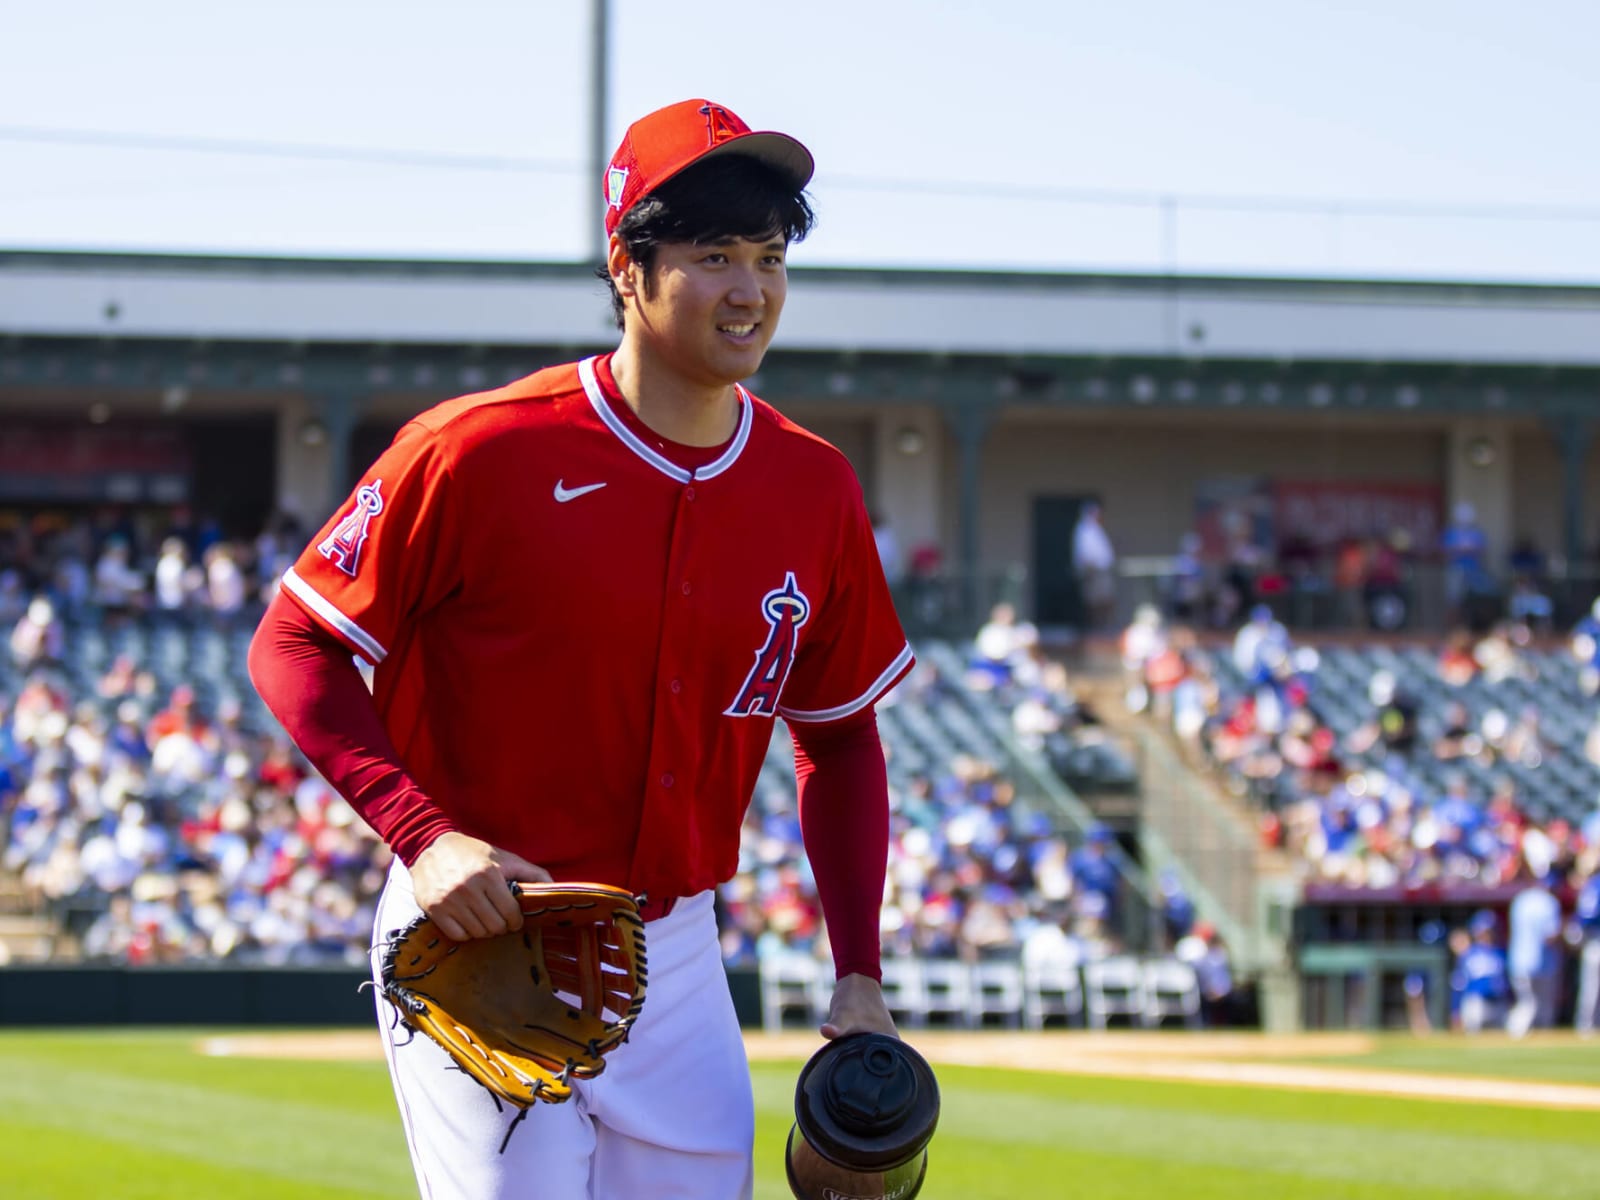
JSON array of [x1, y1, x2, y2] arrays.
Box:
[[0, 965, 764, 1028]]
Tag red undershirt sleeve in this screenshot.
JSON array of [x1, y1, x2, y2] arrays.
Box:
[[247, 590, 458, 866], [791, 708, 888, 982]]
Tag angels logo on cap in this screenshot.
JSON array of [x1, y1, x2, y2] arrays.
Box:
[[602, 98, 814, 236], [606, 166, 629, 210]]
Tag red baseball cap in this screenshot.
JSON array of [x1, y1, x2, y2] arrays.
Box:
[[603, 98, 814, 237]]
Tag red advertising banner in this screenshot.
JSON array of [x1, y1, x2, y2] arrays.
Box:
[[1272, 480, 1442, 550], [0, 424, 190, 503]]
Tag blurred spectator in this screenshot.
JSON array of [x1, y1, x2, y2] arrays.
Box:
[[10, 596, 64, 670], [1176, 920, 1234, 1026], [1231, 605, 1289, 682], [1571, 600, 1600, 697], [1506, 862, 1563, 1038], [968, 602, 1038, 690], [204, 544, 247, 619], [1069, 825, 1122, 922], [1575, 857, 1600, 1036], [153, 537, 200, 616], [1452, 909, 1509, 1033], [1345, 671, 1419, 760], [1168, 533, 1207, 623], [1440, 502, 1491, 626], [870, 511, 903, 590], [1436, 630, 1478, 687], [92, 539, 145, 619], [1071, 502, 1116, 632], [1158, 868, 1195, 950]]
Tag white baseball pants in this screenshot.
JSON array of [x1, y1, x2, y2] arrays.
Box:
[[370, 863, 754, 1200], [1577, 939, 1600, 1035]]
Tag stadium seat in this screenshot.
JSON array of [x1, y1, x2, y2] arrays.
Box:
[[877, 958, 931, 1028], [919, 959, 977, 1028], [1021, 959, 1084, 1029], [1083, 956, 1148, 1029], [759, 950, 822, 1031], [971, 960, 1026, 1028], [1142, 959, 1202, 1029]]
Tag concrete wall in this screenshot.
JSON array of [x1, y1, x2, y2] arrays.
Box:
[[960, 412, 1452, 575]]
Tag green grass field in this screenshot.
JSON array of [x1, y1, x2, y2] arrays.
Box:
[[2, 1030, 1597, 1200]]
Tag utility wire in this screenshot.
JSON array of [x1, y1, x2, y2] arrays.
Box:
[[5, 124, 1600, 224]]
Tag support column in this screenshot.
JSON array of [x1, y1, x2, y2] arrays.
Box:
[[1445, 419, 1512, 567], [871, 406, 940, 576], [1552, 413, 1595, 566], [280, 390, 366, 522], [944, 402, 998, 628]]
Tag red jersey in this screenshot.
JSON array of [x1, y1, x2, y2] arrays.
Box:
[[282, 356, 912, 901]]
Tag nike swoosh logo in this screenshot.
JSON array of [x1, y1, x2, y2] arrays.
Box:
[[554, 480, 607, 503]]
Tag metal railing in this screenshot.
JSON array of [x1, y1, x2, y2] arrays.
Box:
[[1133, 726, 1279, 974]]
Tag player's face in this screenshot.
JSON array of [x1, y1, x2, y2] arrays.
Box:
[[628, 236, 788, 387]]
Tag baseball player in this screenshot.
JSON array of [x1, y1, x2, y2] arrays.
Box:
[[1574, 859, 1599, 1036], [248, 98, 909, 1199]]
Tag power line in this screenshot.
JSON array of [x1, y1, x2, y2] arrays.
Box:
[[6, 124, 1600, 225], [0, 125, 579, 175]]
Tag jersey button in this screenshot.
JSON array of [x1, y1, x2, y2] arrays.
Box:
[[660, 772, 675, 788], [685, 486, 697, 501], [681, 581, 692, 596], [670, 678, 683, 694]]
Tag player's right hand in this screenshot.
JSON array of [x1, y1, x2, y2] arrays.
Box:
[[408, 832, 552, 940]]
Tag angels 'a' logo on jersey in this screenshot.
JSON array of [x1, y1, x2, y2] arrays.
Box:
[[317, 480, 384, 578], [725, 572, 810, 718]]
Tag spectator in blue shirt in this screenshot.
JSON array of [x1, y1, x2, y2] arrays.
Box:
[[1070, 825, 1122, 922], [1452, 909, 1508, 1033], [1441, 501, 1491, 624]]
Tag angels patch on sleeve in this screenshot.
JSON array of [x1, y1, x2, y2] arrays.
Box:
[[317, 479, 384, 578]]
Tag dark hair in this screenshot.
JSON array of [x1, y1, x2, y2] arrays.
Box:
[[596, 154, 816, 329]]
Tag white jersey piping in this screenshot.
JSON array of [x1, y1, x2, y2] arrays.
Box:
[[578, 355, 752, 483], [779, 643, 916, 723], [281, 567, 389, 664]]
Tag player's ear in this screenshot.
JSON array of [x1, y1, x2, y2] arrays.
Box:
[[607, 234, 639, 302]]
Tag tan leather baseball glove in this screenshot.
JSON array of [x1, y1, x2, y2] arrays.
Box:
[[378, 882, 647, 1111]]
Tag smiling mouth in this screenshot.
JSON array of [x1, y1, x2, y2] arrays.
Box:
[[718, 322, 758, 338]]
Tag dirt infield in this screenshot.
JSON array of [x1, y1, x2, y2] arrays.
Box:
[[198, 1030, 1600, 1111]]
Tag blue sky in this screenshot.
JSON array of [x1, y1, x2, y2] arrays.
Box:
[[3, 0, 1598, 281]]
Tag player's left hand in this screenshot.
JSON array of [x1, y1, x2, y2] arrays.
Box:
[[821, 972, 899, 1040]]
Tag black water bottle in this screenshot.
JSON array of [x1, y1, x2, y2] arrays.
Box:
[[785, 1033, 940, 1200]]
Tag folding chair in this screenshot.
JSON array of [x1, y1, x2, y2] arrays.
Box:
[[919, 959, 977, 1028], [1083, 956, 1148, 1029], [1022, 958, 1084, 1029], [972, 960, 1026, 1028], [1142, 959, 1202, 1029], [759, 950, 821, 1031], [877, 958, 930, 1028]]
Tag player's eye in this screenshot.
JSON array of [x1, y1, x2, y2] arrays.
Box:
[[702, 252, 728, 265]]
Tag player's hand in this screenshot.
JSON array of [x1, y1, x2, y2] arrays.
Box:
[[408, 832, 552, 941], [821, 972, 900, 1040]]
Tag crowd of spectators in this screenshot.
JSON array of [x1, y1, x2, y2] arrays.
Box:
[[1, 521, 1220, 999], [717, 620, 1145, 974], [1, 660, 386, 966], [1124, 603, 1600, 888], [0, 506, 305, 633], [1123, 597, 1600, 1032], [720, 599, 1236, 1022], [1149, 503, 1565, 636]]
